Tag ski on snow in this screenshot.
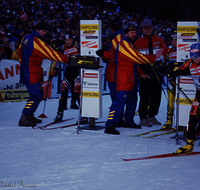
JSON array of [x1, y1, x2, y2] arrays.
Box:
[[144, 130, 176, 138], [33, 119, 106, 130], [32, 117, 75, 130], [129, 128, 172, 138], [121, 151, 200, 161]]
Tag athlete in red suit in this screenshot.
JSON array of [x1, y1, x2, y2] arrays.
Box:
[[168, 43, 200, 154]]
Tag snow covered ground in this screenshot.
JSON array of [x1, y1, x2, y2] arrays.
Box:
[[0, 91, 200, 190]]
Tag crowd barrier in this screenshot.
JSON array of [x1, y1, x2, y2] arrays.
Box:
[[0, 59, 64, 102], [0, 59, 107, 102]]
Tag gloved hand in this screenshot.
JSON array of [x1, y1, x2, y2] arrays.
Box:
[[96, 49, 104, 57], [166, 73, 174, 81], [49, 66, 62, 79]]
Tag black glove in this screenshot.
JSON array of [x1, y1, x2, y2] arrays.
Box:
[[96, 49, 104, 57]]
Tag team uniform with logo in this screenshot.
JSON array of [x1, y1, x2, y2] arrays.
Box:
[[162, 46, 177, 130], [57, 44, 80, 114], [17, 29, 69, 126], [170, 43, 200, 153], [105, 35, 156, 133], [103, 32, 145, 127]]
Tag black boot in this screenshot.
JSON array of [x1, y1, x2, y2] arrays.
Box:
[[104, 125, 120, 135], [18, 114, 36, 127], [70, 102, 79, 109], [115, 118, 124, 127], [54, 111, 63, 123], [30, 114, 42, 123], [123, 123, 141, 129]]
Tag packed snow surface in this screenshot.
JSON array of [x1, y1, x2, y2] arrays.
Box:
[[0, 93, 200, 190]]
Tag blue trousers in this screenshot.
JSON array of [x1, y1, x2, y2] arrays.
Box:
[[108, 81, 116, 103], [124, 89, 137, 124], [22, 83, 44, 116], [105, 90, 138, 128]]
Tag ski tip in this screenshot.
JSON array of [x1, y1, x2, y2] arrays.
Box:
[[120, 157, 128, 161], [32, 126, 41, 129]]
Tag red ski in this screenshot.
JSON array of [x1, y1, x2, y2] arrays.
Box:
[[38, 123, 77, 130], [32, 117, 75, 129], [121, 152, 200, 161]]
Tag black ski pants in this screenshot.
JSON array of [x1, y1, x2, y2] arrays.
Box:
[[139, 76, 162, 120]]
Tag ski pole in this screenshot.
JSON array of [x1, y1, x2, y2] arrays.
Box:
[[151, 64, 177, 128], [175, 76, 181, 144], [171, 80, 193, 105], [38, 61, 54, 119], [150, 64, 168, 101]]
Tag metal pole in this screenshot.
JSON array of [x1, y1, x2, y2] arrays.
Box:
[[38, 61, 53, 119], [175, 76, 181, 144], [76, 68, 83, 134]]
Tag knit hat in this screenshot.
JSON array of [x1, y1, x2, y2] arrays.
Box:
[[123, 22, 137, 34], [35, 22, 48, 30], [9, 36, 19, 42], [190, 43, 200, 60], [9, 26, 15, 32], [170, 33, 177, 40]]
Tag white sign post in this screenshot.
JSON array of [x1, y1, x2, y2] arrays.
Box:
[[80, 20, 103, 127]]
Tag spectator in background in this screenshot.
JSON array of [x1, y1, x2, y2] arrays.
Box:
[[0, 0, 177, 53], [0, 26, 5, 38], [57, 30, 66, 48], [54, 20, 62, 34], [1, 37, 13, 59], [26, 21, 34, 33], [47, 20, 54, 34], [73, 26, 80, 46], [0, 41, 4, 60], [8, 25, 15, 36], [50, 36, 62, 53], [17, 30, 25, 43]]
